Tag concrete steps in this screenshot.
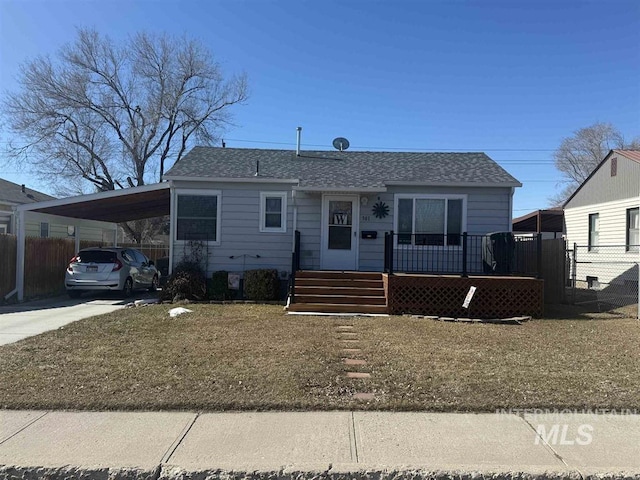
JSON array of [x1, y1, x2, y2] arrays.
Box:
[[288, 271, 388, 315]]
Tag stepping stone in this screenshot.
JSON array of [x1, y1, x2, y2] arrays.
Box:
[[342, 348, 361, 354], [343, 358, 367, 366], [336, 325, 355, 331], [353, 393, 375, 401], [338, 332, 358, 336], [346, 372, 371, 379], [341, 339, 359, 343]]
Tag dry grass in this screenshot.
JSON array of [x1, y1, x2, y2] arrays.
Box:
[[0, 304, 638, 411]]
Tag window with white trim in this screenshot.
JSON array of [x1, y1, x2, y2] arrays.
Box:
[[40, 222, 49, 238], [395, 195, 465, 246], [627, 208, 639, 252], [0, 224, 7, 234], [176, 192, 221, 242], [588, 213, 599, 252], [260, 192, 287, 233]]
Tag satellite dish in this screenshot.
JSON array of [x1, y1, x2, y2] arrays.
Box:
[[332, 137, 350, 151]]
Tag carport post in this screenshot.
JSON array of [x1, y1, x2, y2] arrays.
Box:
[[75, 226, 80, 253], [16, 210, 25, 301]]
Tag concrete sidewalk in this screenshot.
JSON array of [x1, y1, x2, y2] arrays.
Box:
[[0, 410, 638, 479]]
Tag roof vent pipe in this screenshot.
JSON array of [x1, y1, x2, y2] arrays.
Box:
[[21, 184, 25, 193], [296, 127, 302, 156]]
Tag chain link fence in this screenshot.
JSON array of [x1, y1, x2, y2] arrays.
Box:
[[571, 244, 639, 317]]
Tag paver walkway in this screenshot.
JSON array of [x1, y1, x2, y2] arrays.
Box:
[[335, 321, 375, 401]]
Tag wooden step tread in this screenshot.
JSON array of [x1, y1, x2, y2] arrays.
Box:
[[288, 303, 389, 314], [294, 286, 385, 296], [296, 271, 382, 280], [296, 279, 383, 288], [294, 295, 387, 305]]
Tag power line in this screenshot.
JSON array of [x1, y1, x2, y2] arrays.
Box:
[[223, 137, 557, 152]]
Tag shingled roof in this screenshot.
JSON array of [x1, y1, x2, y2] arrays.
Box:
[[164, 147, 521, 189], [0, 177, 55, 205]]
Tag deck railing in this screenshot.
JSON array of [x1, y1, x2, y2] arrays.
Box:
[[289, 230, 301, 302], [384, 231, 541, 277]]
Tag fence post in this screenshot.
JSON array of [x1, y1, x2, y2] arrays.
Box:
[[384, 232, 389, 272], [462, 232, 468, 277], [572, 242, 577, 305], [536, 233, 543, 279], [388, 231, 394, 275]]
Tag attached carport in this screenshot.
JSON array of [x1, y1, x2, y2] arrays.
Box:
[[12, 183, 171, 301]]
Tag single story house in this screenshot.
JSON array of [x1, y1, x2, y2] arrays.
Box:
[[163, 146, 522, 277], [0, 177, 104, 241], [564, 149, 640, 288]]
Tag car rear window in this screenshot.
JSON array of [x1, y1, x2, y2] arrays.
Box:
[[76, 251, 118, 264]]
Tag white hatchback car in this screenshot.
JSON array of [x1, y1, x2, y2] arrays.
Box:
[[65, 247, 159, 298]]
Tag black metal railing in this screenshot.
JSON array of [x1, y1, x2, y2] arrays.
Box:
[[384, 231, 541, 277], [289, 230, 301, 302]]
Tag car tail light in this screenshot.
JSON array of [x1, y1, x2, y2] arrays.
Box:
[[112, 259, 123, 272], [67, 256, 78, 273]]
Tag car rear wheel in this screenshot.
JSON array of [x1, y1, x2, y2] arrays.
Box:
[[122, 277, 133, 298], [148, 275, 159, 292], [68, 290, 83, 299]]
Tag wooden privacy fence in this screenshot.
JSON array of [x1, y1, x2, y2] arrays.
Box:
[[539, 238, 567, 304], [0, 235, 17, 299], [1, 235, 169, 300]]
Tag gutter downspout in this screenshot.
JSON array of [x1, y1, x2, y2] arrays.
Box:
[[16, 209, 25, 301], [508, 187, 515, 232], [168, 181, 175, 276]]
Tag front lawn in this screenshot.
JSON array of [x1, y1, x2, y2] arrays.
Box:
[[0, 304, 638, 411]]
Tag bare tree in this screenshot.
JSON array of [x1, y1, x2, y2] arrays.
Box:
[[551, 122, 640, 205], [2, 28, 248, 240]]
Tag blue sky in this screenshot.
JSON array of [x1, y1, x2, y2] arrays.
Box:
[[0, 0, 639, 214]]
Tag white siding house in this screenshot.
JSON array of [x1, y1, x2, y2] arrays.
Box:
[[564, 150, 640, 286], [164, 147, 521, 277]]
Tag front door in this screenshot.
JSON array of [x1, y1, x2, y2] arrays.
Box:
[[321, 195, 359, 270]]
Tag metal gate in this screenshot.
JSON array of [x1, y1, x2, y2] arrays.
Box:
[[571, 244, 639, 318]]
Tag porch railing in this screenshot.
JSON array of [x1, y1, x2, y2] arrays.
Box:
[[384, 231, 541, 277], [289, 230, 301, 302]]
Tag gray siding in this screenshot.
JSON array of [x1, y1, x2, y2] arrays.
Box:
[[172, 181, 294, 277], [295, 192, 321, 270], [566, 154, 640, 209], [172, 181, 514, 274]]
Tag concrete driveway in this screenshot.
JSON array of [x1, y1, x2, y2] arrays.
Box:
[[0, 292, 158, 346]]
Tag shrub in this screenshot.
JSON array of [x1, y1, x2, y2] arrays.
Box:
[[243, 269, 280, 301], [161, 260, 207, 302], [208, 270, 233, 301]]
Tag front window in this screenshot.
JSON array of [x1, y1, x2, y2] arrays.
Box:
[[396, 196, 465, 246], [588, 213, 599, 251], [176, 193, 220, 242], [260, 192, 287, 233], [627, 208, 639, 252]]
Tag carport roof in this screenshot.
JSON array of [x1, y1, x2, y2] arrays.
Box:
[[14, 183, 170, 223]]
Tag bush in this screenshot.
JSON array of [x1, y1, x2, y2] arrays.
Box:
[[208, 270, 233, 301], [243, 269, 280, 301], [161, 260, 207, 302]]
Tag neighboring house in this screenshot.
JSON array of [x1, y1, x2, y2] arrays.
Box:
[[0, 177, 104, 241], [163, 147, 522, 276], [564, 149, 640, 287], [512, 208, 564, 239]]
